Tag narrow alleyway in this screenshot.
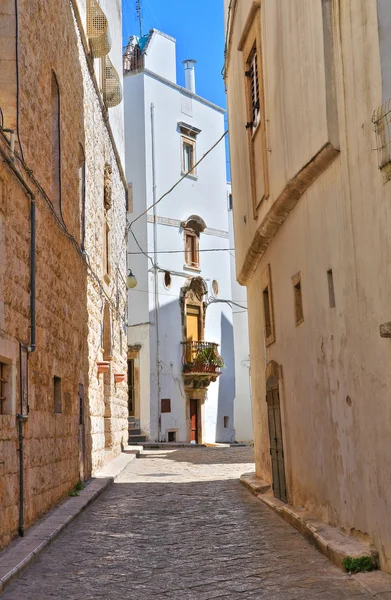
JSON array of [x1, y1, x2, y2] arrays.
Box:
[[3, 448, 372, 599]]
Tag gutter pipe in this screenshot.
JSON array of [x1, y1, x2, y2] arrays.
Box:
[[150, 103, 161, 441]]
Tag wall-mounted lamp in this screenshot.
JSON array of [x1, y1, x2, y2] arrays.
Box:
[[127, 269, 137, 289]]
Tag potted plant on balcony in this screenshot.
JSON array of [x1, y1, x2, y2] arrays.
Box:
[[193, 346, 225, 373]]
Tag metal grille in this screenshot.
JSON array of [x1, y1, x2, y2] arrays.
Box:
[[0, 362, 7, 414], [182, 341, 223, 374], [87, 0, 112, 58], [373, 99, 391, 169], [102, 56, 122, 108]]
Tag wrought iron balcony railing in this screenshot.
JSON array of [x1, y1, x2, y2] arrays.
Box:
[[181, 341, 224, 375]]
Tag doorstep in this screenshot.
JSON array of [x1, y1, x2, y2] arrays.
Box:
[[0, 449, 138, 595]]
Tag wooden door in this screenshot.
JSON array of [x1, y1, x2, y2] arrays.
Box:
[[128, 359, 135, 416], [78, 384, 85, 481], [190, 399, 198, 443], [266, 385, 287, 502]]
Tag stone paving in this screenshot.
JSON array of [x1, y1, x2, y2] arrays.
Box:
[[2, 447, 373, 599]]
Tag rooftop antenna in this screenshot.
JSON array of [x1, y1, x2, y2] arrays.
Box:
[[136, 0, 143, 38]]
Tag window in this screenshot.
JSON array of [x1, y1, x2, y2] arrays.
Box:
[[0, 361, 12, 416], [167, 430, 177, 442], [212, 280, 219, 297], [51, 72, 61, 214], [182, 137, 196, 175], [161, 399, 171, 413], [103, 221, 111, 280], [128, 359, 134, 416], [224, 416, 229, 428], [263, 287, 272, 338], [327, 269, 336, 308], [228, 193, 233, 211], [184, 229, 200, 269], [292, 272, 304, 326], [248, 49, 260, 132], [163, 271, 172, 289], [54, 376, 62, 414], [104, 163, 112, 210], [261, 264, 275, 345], [79, 145, 86, 249], [241, 9, 269, 214], [103, 304, 112, 360]]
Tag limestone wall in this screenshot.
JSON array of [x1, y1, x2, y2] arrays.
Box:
[[226, 0, 391, 572]]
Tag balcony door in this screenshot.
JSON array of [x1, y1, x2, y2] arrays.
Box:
[[186, 305, 201, 342]]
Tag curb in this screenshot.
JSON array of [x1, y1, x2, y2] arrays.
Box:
[[240, 472, 380, 573], [0, 451, 138, 595]]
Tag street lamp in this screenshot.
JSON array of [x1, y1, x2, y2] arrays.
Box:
[[127, 269, 137, 289]]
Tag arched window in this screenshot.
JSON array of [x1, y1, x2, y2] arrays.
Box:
[[51, 72, 61, 214]]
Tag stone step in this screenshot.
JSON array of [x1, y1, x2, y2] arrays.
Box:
[[128, 434, 147, 443], [128, 428, 141, 436]]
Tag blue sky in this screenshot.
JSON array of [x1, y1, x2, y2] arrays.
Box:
[[122, 0, 226, 110]]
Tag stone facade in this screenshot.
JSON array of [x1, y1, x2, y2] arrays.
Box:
[[0, 0, 127, 551], [225, 0, 391, 572]]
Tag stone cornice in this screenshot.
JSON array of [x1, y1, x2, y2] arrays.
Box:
[[237, 143, 340, 285]]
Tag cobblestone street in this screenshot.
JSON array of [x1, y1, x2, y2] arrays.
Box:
[[2, 448, 373, 599]]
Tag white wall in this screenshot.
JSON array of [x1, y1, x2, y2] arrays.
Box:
[[227, 185, 253, 442], [124, 30, 235, 443], [144, 30, 177, 84]]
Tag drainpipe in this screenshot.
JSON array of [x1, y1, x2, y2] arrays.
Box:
[[0, 142, 37, 536], [150, 103, 161, 441]]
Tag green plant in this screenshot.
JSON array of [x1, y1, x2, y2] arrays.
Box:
[[342, 555, 376, 573], [69, 480, 84, 497], [193, 346, 225, 368]]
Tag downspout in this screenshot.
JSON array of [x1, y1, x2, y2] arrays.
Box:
[[150, 103, 161, 441], [18, 193, 36, 538]]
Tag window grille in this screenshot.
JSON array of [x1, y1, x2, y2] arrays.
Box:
[[87, 0, 112, 58], [102, 56, 123, 108], [249, 50, 260, 131], [373, 99, 391, 169], [0, 362, 7, 415]]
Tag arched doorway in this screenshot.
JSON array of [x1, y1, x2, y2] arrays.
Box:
[[266, 362, 287, 502]]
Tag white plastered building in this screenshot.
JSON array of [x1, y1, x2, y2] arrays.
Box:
[[123, 29, 238, 443]]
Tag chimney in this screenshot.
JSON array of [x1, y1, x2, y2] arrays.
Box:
[[183, 59, 197, 93]]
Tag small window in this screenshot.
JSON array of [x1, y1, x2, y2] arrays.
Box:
[[292, 273, 304, 326], [263, 287, 272, 339], [161, 399, 171, 413], [167, 430, 177, 442], [184, 230, 200, 269], [248, 48, 260, 132], [327, 269, 336, 308], [0, 361, 12, 416], [51, 72, 61, 214], [79, 145, 86, 249], [182, 137, 196, 175], [104, 163, 112, 211], [224, 416, 229, 428], [261, 264, 275, 345], [163, 271, 172, 289], [212, 280, 219, 297], [54, 376, 62, 414], [103, 221, 111, 280], [228, 193, 233, 210]]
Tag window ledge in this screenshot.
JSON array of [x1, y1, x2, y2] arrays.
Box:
[[183, 264, 201, 273], [295, 318, 304, 328], [181, 171, 198, 181]]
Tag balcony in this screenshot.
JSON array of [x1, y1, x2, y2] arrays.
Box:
[[181, 341, 224, 389]]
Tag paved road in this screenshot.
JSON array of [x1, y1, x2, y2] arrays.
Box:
[[3, 448, 372, 599]]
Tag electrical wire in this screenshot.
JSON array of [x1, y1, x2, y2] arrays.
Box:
[[127, 248, 235, 255], [126, 129, 228, 231]]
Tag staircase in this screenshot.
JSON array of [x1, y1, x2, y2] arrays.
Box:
[[128, 417, 147, 444]]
